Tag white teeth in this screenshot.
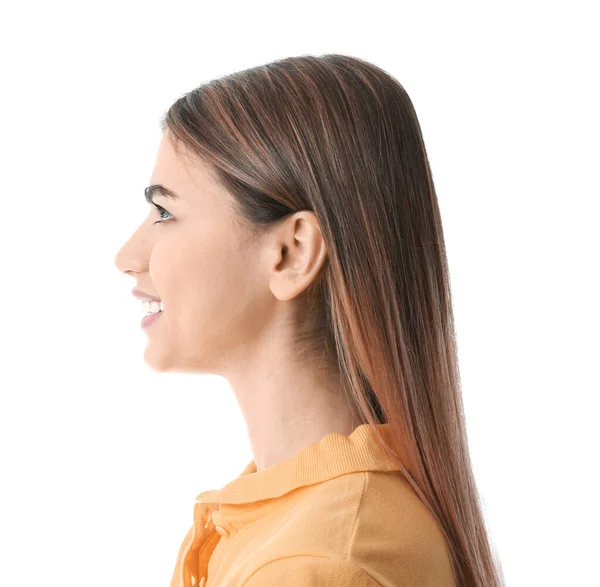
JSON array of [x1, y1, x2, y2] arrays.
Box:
[[142, 300, 164, 315]]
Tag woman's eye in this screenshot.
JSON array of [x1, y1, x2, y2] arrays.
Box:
[[152, 203, 173, 224]]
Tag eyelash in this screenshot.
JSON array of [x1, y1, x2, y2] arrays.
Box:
[[152, 203, 173, 224]]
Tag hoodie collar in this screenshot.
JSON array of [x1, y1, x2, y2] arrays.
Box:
[[195, 422, 403, 506]]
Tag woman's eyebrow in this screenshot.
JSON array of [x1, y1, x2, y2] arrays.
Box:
[[144, 184, 180, 203]]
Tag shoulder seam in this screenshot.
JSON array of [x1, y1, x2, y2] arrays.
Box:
[[347, 471, 368, 560]]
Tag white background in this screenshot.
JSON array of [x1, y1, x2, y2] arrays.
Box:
[[0, 2, 598, 586]]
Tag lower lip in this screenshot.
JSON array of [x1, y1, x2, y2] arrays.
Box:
[[141, 311, 163, 329]]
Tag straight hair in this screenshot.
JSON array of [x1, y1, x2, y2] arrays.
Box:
[[160, 53, 505, 587]]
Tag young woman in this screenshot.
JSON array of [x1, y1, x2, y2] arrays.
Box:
[[115, 53, 504, 587]]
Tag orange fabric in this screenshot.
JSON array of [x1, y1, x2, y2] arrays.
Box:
[[169, 423, 456, 586]]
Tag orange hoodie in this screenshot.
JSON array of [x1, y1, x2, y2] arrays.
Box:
[[169, 423, 456, 586]]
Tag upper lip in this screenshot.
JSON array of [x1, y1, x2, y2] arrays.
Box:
[[132, 288, 162, 302]]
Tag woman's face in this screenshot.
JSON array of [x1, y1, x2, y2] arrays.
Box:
[[114, 132, 269, 373]]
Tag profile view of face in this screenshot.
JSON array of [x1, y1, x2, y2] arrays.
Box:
[[114, 132, 270, 374]]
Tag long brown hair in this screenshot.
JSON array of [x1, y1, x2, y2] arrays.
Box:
[[160, 53, 505, 587]]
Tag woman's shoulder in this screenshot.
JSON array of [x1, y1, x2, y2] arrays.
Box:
[[353, 471, 455, 584], [284, 470, 456, 586]]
